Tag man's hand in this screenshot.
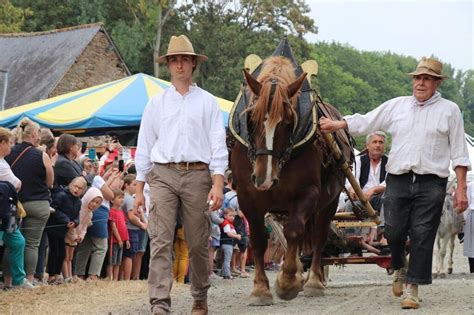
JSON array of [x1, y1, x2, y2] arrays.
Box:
[[365, 188, 376, 200], [207, 185, 223, 211], [454, 186, 468, 213], [319, 117, 347, 133], [348, 188, 358, 201], [125, 240, 131, 249], [134, 191, 145, 213]]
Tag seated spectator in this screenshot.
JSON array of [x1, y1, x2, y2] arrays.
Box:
[[345, 131, 388, 214]]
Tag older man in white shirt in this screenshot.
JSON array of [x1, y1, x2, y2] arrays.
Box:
[[345, 131, 387, 214], [320, 57, 471, 310], [134, 35, 228, 315]]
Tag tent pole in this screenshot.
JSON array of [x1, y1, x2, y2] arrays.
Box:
[[0, 70, 8, 111]]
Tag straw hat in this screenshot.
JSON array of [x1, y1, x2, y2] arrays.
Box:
[[407, 57, 448, 79], [156, 35, 208, 63]]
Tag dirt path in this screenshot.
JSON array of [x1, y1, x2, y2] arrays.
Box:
[[1, 244, 473, 314]]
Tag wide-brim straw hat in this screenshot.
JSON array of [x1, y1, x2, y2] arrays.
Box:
[[407, 57, 448, 79], [156, 35, 208, 63]]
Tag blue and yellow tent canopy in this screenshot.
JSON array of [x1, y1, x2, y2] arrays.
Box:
[[0, 73, 232, 130]]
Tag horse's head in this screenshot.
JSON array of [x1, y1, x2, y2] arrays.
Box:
[[243, 56, 307, 191]]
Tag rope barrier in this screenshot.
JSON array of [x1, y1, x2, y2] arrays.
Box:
[[15, 218, 110, 230]]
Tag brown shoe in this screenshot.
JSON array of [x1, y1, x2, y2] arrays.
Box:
[[392, 267, 407, 297], [401, 290, 420, 309], [191, 301, 208, 315]]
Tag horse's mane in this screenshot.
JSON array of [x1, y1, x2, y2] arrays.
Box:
[[249, 56, 298, 128]]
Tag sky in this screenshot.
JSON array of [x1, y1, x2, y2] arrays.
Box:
[[304, 0, 473, 71]]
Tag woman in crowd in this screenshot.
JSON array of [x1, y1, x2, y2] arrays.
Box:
[[0, 127, 34, 289], [34, 128, 57, 283], [54, 134, 84, 188], [5, 118, 54, 282]]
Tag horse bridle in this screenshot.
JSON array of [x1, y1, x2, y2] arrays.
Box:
[[247, 78, 296, 169]]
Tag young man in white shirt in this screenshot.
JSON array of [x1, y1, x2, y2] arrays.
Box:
[[134, 35, 228, 315], [320, 57, 471, 309]]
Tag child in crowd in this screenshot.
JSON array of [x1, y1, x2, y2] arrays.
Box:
[[121, 174, 146, 280], [75, 188, 104, 271], [209, 209, 223, 280], [220, 208, 241, 279], [107, 189, 130, 280], [47, 176, 87, 284]]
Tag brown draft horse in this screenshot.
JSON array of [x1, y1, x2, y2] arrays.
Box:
[[231, 56, 351, 305]]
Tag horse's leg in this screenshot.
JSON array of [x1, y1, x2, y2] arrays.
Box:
[[439, 233, 448, 278], [247, 214, 273, 306], [304, 199, 338, 297], [447, 234, 455, 274], [275, 192, 316, 300], [432, 232, 441, 278], [274, 215, 305, 300]]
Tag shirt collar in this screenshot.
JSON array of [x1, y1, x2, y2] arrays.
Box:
[[170, 83, 198, 96], [412, 91, 442, 107]]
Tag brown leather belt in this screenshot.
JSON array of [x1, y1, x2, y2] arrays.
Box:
[[159, 162, 208, 171]]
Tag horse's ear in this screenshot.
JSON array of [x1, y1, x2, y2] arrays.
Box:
[[287, 72, 307, 98], [243, 68, 261, 96]]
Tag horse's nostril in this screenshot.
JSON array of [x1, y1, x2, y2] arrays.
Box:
[[251, 174, 256, 183]]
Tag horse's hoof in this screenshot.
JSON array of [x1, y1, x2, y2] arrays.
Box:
[[249, 294, 274, 306], [432, 273, 438, 279], [448, 268, 453, 274], [303, 285, 325, 297], [275, 284, 300, 300], [439, 273, 446, 279], [275, 278, 301, 300]]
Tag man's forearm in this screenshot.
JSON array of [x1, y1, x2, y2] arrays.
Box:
[[136, 180, 145, 194], [212, 174, 224, 189], [454, 166, 468, 189]]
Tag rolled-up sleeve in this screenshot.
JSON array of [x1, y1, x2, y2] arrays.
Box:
[[449, 105, 471, 170], [208, 100, 228, 176], [344, 100, 393, 136], [135, 98, 158, 182]]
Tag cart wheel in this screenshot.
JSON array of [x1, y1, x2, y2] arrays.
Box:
[[386, 268, 394, 275]]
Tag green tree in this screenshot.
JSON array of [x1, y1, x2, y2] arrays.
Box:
[[0, 0, 31, 33]]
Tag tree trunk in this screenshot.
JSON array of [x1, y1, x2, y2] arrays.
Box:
[[153, 4, 163, 78], [153, 1, 176, 78]]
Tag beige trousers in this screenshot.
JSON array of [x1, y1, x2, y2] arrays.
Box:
[[147, 164, 211, 313]]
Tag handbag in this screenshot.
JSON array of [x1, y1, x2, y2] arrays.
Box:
[[9, 145, 33, 219]]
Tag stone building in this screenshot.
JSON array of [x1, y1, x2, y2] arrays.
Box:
[[0, 23, 130, 109]]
